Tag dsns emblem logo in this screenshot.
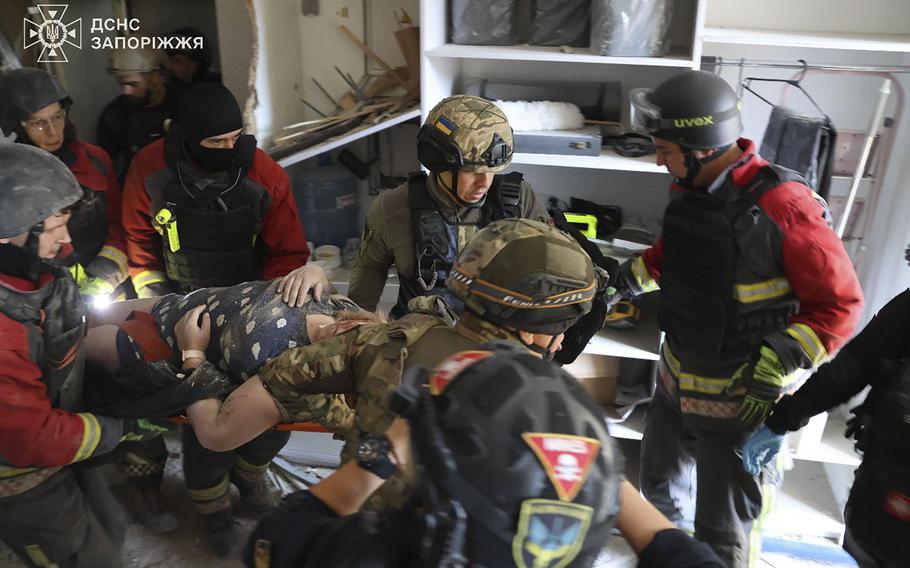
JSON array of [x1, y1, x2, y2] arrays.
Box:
[[23, 4, 82, 63]]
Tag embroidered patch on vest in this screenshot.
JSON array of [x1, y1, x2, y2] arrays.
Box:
[[522, 433, 600, 502], [512, 498, 593, 568], [429, 350, 493, 395]]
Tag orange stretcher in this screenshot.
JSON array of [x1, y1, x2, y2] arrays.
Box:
[[166, 415, 329, 433]]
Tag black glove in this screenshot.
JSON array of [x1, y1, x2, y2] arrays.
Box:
[[844, 403, 870, 453], [555, 294, 608, 365]]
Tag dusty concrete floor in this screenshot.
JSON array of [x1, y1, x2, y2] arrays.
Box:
[[0, 434, 327, 568]]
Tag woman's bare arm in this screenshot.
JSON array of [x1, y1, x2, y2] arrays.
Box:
[[614, 480, 677, 554]]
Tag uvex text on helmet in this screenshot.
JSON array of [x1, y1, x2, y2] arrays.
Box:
[[446, 218, 596, 335], [0, 68, 71, 139], [418, 95, 514, 173], [0, 144, 81, 238], [629, 70, 742, 150], [407, 349, 621, 567]]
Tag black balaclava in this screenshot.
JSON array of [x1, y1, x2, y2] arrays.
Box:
[[178, 83, 242, 172]]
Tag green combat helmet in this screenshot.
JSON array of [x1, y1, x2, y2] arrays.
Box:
[[417, 95, 514, 174], [447, 218, 596, 339]]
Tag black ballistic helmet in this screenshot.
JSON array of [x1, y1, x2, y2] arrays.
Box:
[[630, 70, 743, 150], [0, 68, 72, 142], [390, 345, 622, 567], [0, 143, 81, 238]]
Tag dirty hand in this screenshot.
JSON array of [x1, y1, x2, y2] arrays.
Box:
[[277, 263, 329, 306], [175, 304, 211, 352]]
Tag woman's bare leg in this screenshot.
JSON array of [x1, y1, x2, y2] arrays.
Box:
[[186, 376, 283, 452]]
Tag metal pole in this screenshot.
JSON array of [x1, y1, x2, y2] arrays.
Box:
[[837, 78, 892, 238], [710, 57, 910, 74]]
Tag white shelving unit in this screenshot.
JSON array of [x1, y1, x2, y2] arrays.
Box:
[[425, 43, 697, 67], [703, 26, 910, 53], [274, 107, 421, 169], [511, 149, 666, 173]]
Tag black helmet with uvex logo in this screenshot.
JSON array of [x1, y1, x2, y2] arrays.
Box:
[[630, 70, 743, 150]]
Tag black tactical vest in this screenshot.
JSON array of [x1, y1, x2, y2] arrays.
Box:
[[158, 130, 268, 289], [0, 267, 86, 411], [395, 172, 523, 317], [658, 165, 807, 366]]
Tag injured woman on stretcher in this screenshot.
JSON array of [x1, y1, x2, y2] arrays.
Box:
[[83, 277, 383, 448]]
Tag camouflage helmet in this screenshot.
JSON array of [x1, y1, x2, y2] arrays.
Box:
[[417, 95, 513, 173], [447, 218, 596, 335], [107, 48, 166, 76]]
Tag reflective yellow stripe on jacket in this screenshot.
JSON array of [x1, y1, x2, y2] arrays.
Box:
[[785, 323, 828, 367], [733, 277, 791, 304], [133, 269, 167, 290], [97, 245, 129, 277]]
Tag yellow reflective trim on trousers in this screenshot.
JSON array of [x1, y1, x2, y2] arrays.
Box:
[[663, 345, 732, 395], [98, 245, 129, 275], [786, 323, 828, 367], [24, 544, 56, 567], [188, 474, 231, 502], [71, 413, 102, 463], [733, 277, 791, 303], [748, 451, 783, 568], [133, 270, 167, 289], [631, 257, 659, 292], [235, 455, 270, 474]]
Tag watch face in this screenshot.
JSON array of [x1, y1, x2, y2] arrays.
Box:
[[357, 438, 381, 462]]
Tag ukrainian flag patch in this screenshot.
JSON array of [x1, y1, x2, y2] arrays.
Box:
[[435, 116, 456, 135]]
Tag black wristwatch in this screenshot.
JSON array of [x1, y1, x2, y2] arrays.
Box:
[[356, 432, 398, 480]]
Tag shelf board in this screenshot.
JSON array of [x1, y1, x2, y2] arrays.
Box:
[[604, 405, 646, 441], [703, 26, 910, 52], [584, 295, 662, 360], [426, 43, 696, 67], [791, 415, 861, 467], [273, 107, 421, 169], [512, 148, 668, 173]]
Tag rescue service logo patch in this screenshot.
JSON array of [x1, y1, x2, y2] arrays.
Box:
[[522, 433, 600, 502], [429, 350, 493, 395], [512, 499, 593, 568]]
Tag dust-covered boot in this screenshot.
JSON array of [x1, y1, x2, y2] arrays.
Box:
[[231, 468, 278, 515], [130, 476, 180, 534], [200, 507, 236, 558]]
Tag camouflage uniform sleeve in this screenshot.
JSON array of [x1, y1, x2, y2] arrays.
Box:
[[518, 180, 553, 223], [257, 331, 366, 427], [347, 198, 395, 312]]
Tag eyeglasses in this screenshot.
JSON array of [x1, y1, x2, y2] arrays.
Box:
[[22, 109, 66, 133]]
